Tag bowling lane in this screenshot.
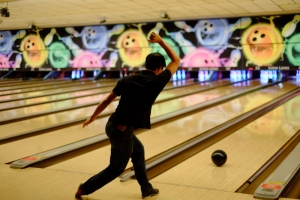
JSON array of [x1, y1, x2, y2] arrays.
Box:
[[0, 79, 30, 85], [151, 87, 300, 193], [0, 79, 59, 86], [0, 81, 117, 102], [0, 79, 263, 163], [0, 79, 254, 139], [43, 80, 299, 176], [0, 79, 116, 96], [0, 78, 231, 119], [0, 79, 72, 91], [0, 79, 196, 110]]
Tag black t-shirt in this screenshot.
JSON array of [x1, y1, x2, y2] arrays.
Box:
[[109, 69, 172, 129]]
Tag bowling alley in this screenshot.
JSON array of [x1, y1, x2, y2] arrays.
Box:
[[0, 0, 300, 199]]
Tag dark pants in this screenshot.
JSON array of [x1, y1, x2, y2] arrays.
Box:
[[82, 120, 153, 194]]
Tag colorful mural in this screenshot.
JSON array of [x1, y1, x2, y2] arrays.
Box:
[[0, 14, 299, 69]]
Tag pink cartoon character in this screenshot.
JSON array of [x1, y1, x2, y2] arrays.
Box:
[[181, 47, 221, 68], [70, 51, 106, 68]]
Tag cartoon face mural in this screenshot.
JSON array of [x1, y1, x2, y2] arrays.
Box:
[[103, 51, 119, 68], [0, 53, 10, 68], [117, 25, 151, 67], [66, 25, 124, 51], [20, 34, 48, 68], [151, 37, 180, 66], [282, 15, 300, 66], [10, 54, 22, 68], [69, 51, 104, 68], [81, 26, 109, 50], [3, 14, 300, 70], [193, 18, 251, 53], [181, 47, 221, 67], [196, 19, 229, 51], [0, 31, 13, 52], [220, 49, 242, 67], [241, 16, 284, 66], [285, 34, 300, 66], [48, 42, 71, 68], [169, 31, 196, 55]]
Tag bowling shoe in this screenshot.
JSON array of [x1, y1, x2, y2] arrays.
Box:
[[142, 188, 159, 199], [75, 183, 85, 199]]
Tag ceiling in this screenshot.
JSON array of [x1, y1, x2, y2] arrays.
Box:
[[0, 0, 300, 30]]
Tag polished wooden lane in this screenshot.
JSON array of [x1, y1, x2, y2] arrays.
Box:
[[0, 79, 230, 119], [0, 78, 196, 111], [1, 81, 300, 200], [152, 84, 300, 192], [0, 79, 232, 136], [43, 80, 299, 177], [0, 79, 72, 91], [0, 81, 117, 102], [0, 80, 261, 163], [0, 79, 117, 96]]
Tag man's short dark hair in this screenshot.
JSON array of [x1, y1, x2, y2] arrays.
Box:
[[145, 52, 166, 71]]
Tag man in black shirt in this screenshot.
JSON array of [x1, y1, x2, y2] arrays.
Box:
[[76, 32, 180, 199]]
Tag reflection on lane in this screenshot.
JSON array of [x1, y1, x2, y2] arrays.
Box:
[[152, 80, 300, 192], [0, 82, 117, 102], [0, 79, 195, 109], [0, 79, 255, 122], [0, 80, 116, 96], [1, 81, 260, 145], [43, 80, 300, 175]]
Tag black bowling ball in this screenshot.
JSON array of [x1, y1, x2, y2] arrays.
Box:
[[211, 150, 227, 167]]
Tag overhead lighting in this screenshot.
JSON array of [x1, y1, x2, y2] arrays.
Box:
[[0, 2, 9, 18], [99, 17, 106, 23], [0, 7, 9, 17], [28, 23, 39, 30], [160, 12, 170, 20]]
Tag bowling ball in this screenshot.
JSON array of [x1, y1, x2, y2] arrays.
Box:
[[211, 150, 227, 167]]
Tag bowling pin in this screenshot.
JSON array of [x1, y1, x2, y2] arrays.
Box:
[[242, 70, 246, 80], [198, 70, 204, 81], [71, 70, 76, 79], [204, 70, 209, 80], [172, 73, 177, 81], [44, 28, 57, 46], [247, 70, 250, 79], [282, 15, 300, 38], [181, 70, 186, 79], [177, 70, 182, 80], [15, 30, 26, 40], [65, 27, 81, 37], [170, 31, 196, 55], [148, 22, 164, 39], [109, 24, 125, 36], [76, 70, 80, 79], [231, 18, 252, 31], [174, 21, 194, 32]]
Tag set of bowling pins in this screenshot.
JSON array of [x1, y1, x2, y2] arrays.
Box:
[[260, 70, 278, 83], [296, 70, 300, 77], [230, 70, 250, 81], [71, 69, 84, 79], [172, 70, 187, 81], [197, 70, 212, 81]]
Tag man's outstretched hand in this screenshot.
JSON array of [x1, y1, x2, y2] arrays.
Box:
[[148, 32, 163, 44]]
